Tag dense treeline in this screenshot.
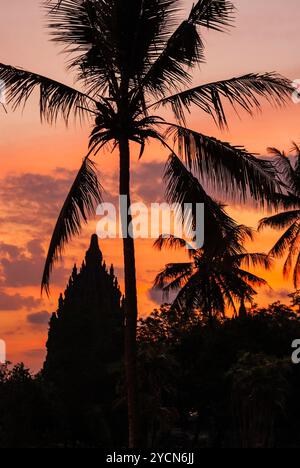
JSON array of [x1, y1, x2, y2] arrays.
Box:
[[1, 300, 300, 448]]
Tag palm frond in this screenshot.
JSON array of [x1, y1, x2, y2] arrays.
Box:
[[268, 147, 300, 191], [143, 0, 234, 95], [45, 0, 116, 95], [164, 153, 236, 247], [271, 193, 300, 210], [153, 73, 292, 127], [237, 269, 268, 288], [237, 253, 273, 270], [154, 262, 193, 298], [215, 273, 238, 315], [0, 63, 96, 124], [42, 157, 102, 294], [169, 125, 282, 208], [259, 210, 300, 231], [293, 252, 300, 288], [268, 222, 300, 258], [282, 226, 300, 279], [46, 0, 182, 95], [189, 0, 235, 31], [170, 270, 203, 311], [154, 235, 194, 252]]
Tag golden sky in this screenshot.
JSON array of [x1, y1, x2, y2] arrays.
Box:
[[0, 0, 300, 371]]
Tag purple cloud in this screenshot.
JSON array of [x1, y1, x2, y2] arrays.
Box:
[[27, 310, 51, 326], [132, 162, 165, 203], [0, 289, 42, 311], [0, 239, 68, 288]]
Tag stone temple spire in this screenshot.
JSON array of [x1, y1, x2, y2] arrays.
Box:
[[43, 235, 124, 409], [85, 233, 103, 266]]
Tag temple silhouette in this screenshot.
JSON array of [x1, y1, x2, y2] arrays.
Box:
[[43, 235, 125, 445]]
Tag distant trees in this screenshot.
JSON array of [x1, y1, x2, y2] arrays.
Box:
[[1, 299, 300, 448], [0, 363, 53, 448], [228, 353, 290, 448], [136, 302, 300, 448]]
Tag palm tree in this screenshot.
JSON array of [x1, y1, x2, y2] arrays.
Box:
[[259, 144, 300, 288], [154, 155, 272, 319], [154, 225, 271, 320], [0, 0, 291, 446]]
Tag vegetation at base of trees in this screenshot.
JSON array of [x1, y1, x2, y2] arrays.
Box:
[[1, 300, 300, 448], [0, 0, 293, 446]]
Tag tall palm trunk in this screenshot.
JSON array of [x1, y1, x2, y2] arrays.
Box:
[[119, 135, 140, 448]]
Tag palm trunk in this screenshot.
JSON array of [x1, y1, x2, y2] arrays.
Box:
[[119, 135, 140, 448]]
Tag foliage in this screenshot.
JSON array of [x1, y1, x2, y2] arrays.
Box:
[[1, 300, 300, 447], [0, 0, 292, 291], [259, 144, 300, 287]]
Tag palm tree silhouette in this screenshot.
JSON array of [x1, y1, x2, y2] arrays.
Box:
[[259, 144, 300, 288], [0, 0, 291, 446], [155, 156, 272, 319], [155, 230, 271, 319]]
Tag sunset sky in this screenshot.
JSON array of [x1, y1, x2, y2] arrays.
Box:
[[0, 0, 300, 371]]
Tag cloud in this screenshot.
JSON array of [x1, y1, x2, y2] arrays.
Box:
[[0, 170, 77, 235], [0, 289, 42, 311], [24, 348, 46, 360], [27, 310, 51, 326], [147, 286, 176, 306], [0, 239, 68, 288], [147, 287, 164, 305], [264, 288, 291, 302], [0, 171, 75, 212], [132, 162, 165, 204]]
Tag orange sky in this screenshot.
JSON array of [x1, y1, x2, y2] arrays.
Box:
[[0, 0, 300, 371]]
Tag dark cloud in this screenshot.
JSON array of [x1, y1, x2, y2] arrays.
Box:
[[0, 170, 77, 235], [0, 289, 42, 311], [147, 287, 164, 305], [27, 310, 51, 326], [132, 162, 165, 204], [147, 284, 178, 306], [0, 169, 87, 291], [0, 239, 68, 288], [264, 288, 291, 302], [0, 171, 74, 211], [24, 348, 46, 360], [0, 243, 23, 257]]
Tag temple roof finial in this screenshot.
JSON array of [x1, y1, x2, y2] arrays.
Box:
[[86, 234, 103, 264]]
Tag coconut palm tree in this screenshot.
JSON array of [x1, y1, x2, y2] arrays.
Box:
[[154, 224, 271, 320], [259, 144, 300, 288], [0, 0, 291, 446], [154, 155, 272, 318]]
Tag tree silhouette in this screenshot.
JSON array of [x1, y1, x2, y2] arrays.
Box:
[[155, 224, 271, 320], [155, 156, 272, 319], [228, 352, 290, 448], [259, 144, 300, 288], [0, 0, 292, 446]]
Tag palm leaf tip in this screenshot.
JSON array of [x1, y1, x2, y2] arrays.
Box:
[[41, 157, 102, 295], [190, 0, 236, 32], [154, 73, 293, 129], [0, 63, 94, 125], [169, 125, 282, 208]]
